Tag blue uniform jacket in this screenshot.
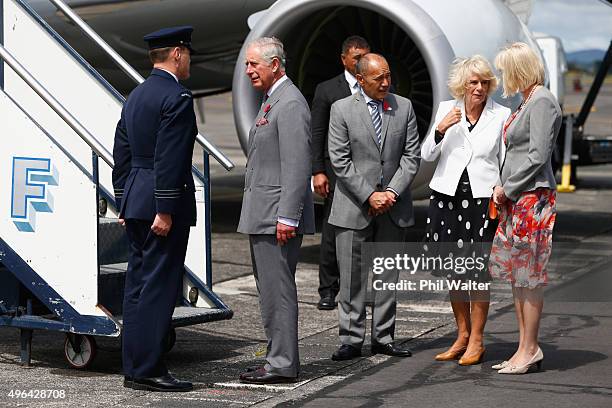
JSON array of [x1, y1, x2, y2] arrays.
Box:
[[112, 68, 197, 226]]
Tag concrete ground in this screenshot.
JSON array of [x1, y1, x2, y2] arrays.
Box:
[[1, 87, 611, 407]]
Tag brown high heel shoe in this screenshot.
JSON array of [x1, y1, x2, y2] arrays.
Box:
[[435, 347, 467, 361], [458, 347, 486, 365]]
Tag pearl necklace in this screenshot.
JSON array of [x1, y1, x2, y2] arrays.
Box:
[[503, 84, 540, 142], [519, 84, 540, 111]]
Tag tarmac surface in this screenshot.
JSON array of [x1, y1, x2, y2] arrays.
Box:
[[1, 85, 611, 407]]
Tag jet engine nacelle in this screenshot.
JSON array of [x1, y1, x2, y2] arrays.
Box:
[[232, 0, 540, 197]]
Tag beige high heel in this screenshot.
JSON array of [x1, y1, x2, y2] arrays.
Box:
[[491, 360, 510, 370], [498, 348, 543, 374]]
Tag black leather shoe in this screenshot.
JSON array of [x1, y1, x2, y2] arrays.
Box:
[[239, 368, 297, 384], [132, 374, 193, 392], [123, 376, 133, 389], [331, 344, 362, 361], [317, 295, 337, 310], [371, 342, 412, 357], [245, 365, 264, 373]]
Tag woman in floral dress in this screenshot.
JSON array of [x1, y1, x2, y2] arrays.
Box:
[[490, 43, 562, 375]]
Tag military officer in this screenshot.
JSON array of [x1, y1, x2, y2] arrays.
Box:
[[112, 26, 197, 392]]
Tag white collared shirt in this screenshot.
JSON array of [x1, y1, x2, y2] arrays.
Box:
[[362, 92, 383, 124], [344, 70, 360, 95], [266, 74, 289, 99], [159, 68, 179, 83]]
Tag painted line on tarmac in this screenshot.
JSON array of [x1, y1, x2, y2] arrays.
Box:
[[213, 380, 310, 393]]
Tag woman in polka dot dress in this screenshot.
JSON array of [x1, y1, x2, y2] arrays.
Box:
[[421, 55, 511, 365], [490, 43, 562, 375]]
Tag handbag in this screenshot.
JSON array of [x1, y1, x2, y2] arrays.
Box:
[[488, 197, 498, 219]]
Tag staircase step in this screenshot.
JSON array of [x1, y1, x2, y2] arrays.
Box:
[[98, 218, 128, 265], [99, 262, 127, 316], [115, 306, 230, 327]]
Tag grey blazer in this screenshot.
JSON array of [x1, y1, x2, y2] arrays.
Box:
[[328, 92, 421, 230], [501, 87, 562, 201], [237, 77, 315, 235]]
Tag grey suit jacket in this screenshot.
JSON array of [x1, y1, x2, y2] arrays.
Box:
[[328, 92, 421, 230], [501, 87, 562, 201], [237, 77, 315, 235]]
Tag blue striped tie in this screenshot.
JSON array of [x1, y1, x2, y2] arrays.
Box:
[[368, 100, 382, 146]]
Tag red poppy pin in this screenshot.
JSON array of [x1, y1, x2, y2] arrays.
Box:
[[256, 117, 269, 127], [383, 101, 392, 111], [264, 104, 271, 113]]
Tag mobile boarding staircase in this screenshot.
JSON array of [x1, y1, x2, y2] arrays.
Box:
[[0, 0, 234, 368]]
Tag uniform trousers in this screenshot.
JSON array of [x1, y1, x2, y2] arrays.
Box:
[[122, 219, 190, 379]]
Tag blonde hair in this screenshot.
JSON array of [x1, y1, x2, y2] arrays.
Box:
[[495, 42, 545, 97], [447, 55, 498, 100]]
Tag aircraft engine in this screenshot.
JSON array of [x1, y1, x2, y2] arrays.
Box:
[[232, 0, 540, 196]]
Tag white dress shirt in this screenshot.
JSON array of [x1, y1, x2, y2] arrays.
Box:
[[344, 70, 360, 95], [266, 74, 289, 99], [362, 92, 383, 125]]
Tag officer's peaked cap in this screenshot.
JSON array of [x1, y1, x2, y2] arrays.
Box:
[[143, 26, 195, 53]]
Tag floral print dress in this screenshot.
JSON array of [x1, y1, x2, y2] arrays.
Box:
[[489, 184, 557, 288]]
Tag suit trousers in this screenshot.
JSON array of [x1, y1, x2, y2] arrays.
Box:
[[122, 219, 190, 379], [335, 213, 407, 347], [249, 234, 302, 378], [318, 189, 340, 298]]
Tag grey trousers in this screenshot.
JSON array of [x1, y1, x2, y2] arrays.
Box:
[[249, 234, 303, 377], [335, 213, 407, 347]]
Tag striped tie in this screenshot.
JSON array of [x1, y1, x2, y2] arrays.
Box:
[[368, 100, 382, 146]]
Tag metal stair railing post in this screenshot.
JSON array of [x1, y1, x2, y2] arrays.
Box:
[[47, 0, 235, 172]]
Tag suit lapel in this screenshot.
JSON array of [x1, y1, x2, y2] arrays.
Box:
[[380, 95, 395, 151], [354, 93, 381, 150], [456, 99, 470, 135], [337, 73, 351, 98], [248, 102, 265, 152], [249, 78, 293, 150]]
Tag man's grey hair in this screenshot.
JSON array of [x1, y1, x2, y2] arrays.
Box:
[[248, 37, 286, 70]]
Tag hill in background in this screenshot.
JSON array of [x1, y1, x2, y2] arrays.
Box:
[[567, 49, 607, 72]]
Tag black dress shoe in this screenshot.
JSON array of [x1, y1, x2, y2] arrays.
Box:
[[331, 344, 362, 361], [371, 342, 412, 357], [239, 368, 297, 384], [245, 365, 264, 372], [123, 376, 133, 389], [317, 295, 337, 310], [132, 374, 193, 392]]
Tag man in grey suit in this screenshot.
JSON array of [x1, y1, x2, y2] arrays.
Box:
[[237, 37, 315, 384], [328, 54, 420, 360]]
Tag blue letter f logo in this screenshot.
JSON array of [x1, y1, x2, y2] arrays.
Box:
[[11, 157, 59, 232]]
